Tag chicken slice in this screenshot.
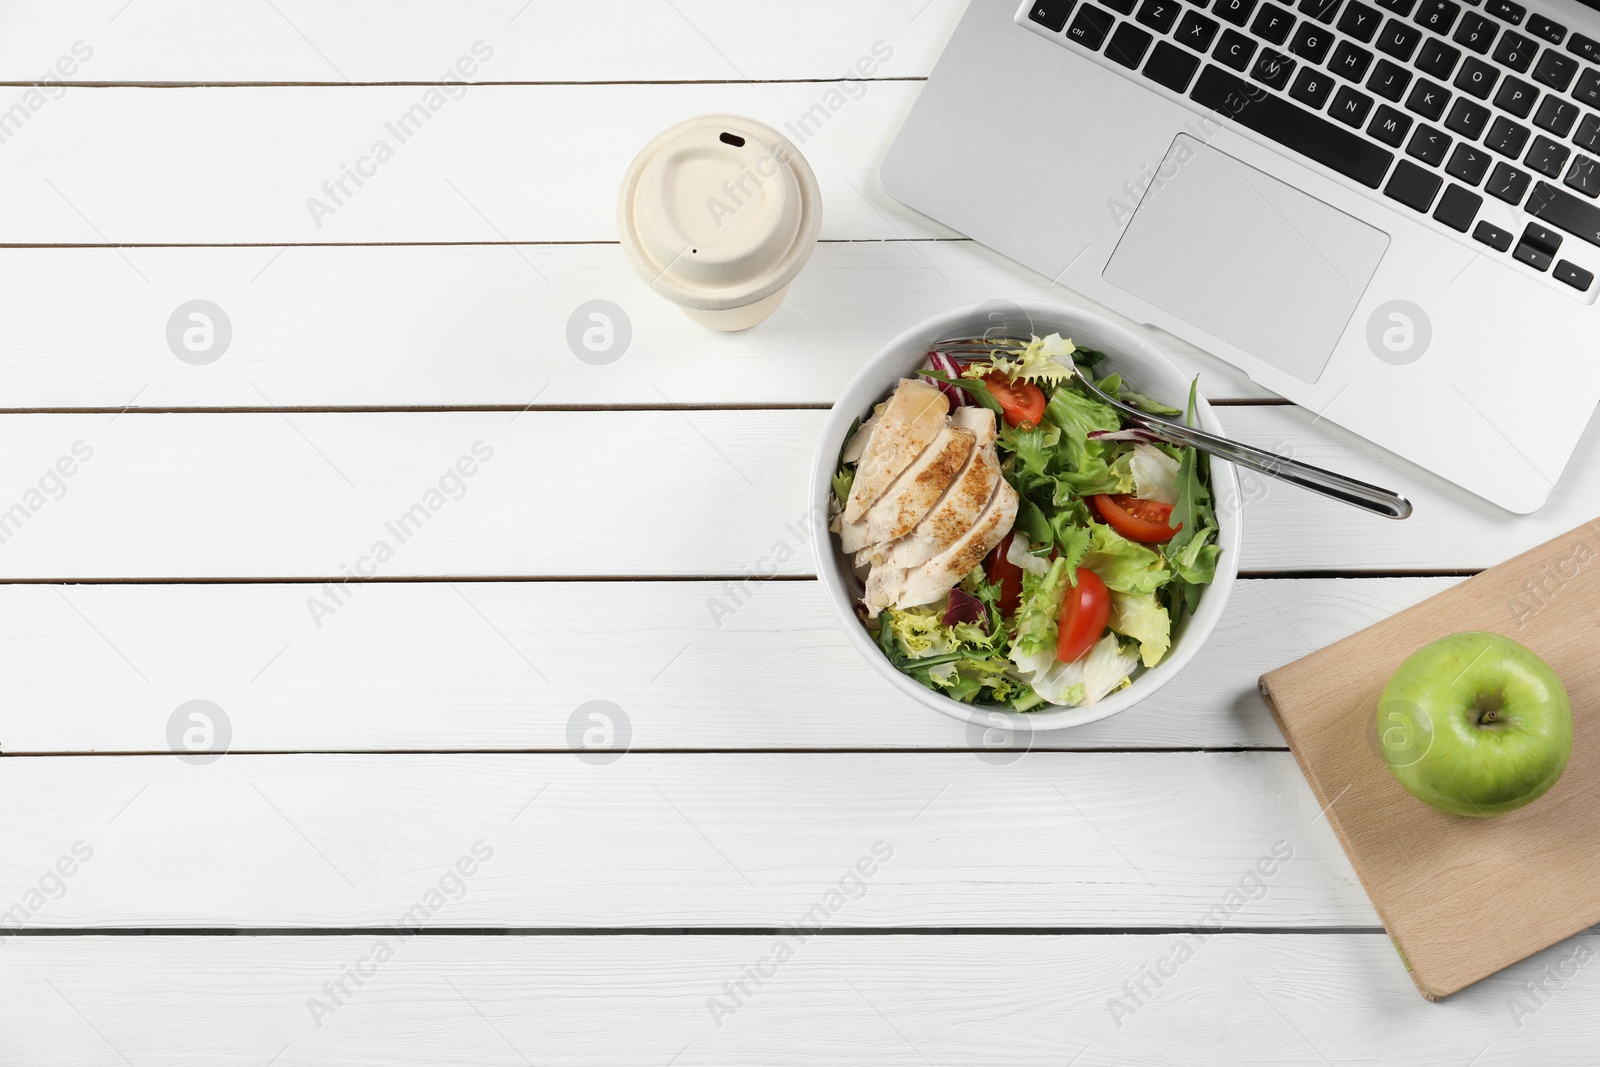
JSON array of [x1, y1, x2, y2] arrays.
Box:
[[868, 408, 1000, 570], [861, 425, 973, 548], [843, 378, 948, 524], [864, 478, 1018, 615]]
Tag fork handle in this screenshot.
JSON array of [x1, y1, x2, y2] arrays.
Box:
[[1134, 417, 1413, 520]]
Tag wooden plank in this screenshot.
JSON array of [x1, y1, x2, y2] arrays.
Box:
[[0, 578, 1453, 753], [0, 407, 1590, 578], [1, 83, 950, 243], [0, 0, 964, 83], [5, 933, 1594, 1064], [0, 752, 1374, 927], [0, 241, 1269, 408]]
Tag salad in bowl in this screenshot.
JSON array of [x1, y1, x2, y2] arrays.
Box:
[[814, 302, 1241, 729]]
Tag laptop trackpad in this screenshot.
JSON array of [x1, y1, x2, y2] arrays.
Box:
[[1102, 135, 1389, 385]]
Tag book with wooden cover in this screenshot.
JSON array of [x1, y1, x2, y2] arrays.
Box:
[[1258, 519, 1600, 1000]]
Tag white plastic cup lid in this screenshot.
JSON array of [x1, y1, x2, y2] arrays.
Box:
[[617, 114, 822, 312]]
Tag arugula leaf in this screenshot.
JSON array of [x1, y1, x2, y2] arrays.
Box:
[[921, 371, 1003, 416]]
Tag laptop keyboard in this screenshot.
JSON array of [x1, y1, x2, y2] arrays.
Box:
[[1023, 0, 1600, 291]]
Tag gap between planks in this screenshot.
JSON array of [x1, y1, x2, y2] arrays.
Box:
[[0, 925, 1384, 936]]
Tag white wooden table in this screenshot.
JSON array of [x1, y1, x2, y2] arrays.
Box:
[[3, 2, 1598, 1063]]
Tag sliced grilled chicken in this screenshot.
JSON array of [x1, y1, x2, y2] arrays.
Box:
[[869, 408, 1000, 570], [861, 425, 973, 548], [864, 477, 1019, 614], [843, 378, 948, 524], [840, 403, 884, 464]]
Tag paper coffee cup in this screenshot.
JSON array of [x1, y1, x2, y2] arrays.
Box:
[[617, 114, 822, 332]]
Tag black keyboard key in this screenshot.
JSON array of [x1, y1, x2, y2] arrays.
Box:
[[1527, 12, 1565, 45], [1189, 64, 1396, 185], [1487, 160, 1532, 201], [1474, 219, 1514, 249], [1213, 28, 1257, 67], [1368, 103, 1414, 143], [1433, 182, 1484, 228], [1416, 38, 1462, 79], [1452, 11, 1498, 52], [1107, 21, 1155, 66], [1251, 2, 1297, 41], [1564, 153, 1600, 197], [1330, 40, 1375, 79], [1144, 39, 1204, 89], [1513, 221, 1561, 269], [1453, 56, 1499, 98], [1444, 96, 1489, 136], [1105, 0, 1138, 14], [1414, 0, 1460, 34], [1446, 142, 1492, 182], [1338, 0, 1384, 39], [1376, 18, 1423, 59], [1288, 21, 1335, 61], [1531, 49, 1576, 90], [1528, 180, 1600, 245], [1067, 4, 1117, 47], [1491, 75, 1539, 117], [1376, 0, 1415, 13], [1290, 65, 1337, 106], [1576, 114, 1600, 152], [1555, 259, 1594, 289], [1214, 0, 1259, 24], [1330, 84, 1377, 124], [1566, 32, 1600, 64], [1137, 0, 1183, 31], [1533, 95, 1579, 136], [1407, 123, 1453, 163], [1385, 158, 1444, 208], [1484, 0, 1524, 22], [1029, 0, 1078, 30], [1405, 77, 1452, 119], [1574, 68, 1600, 108], [1525, 134, 1570, 177], [1367, 58, 1413, 99], [1491, 29, 1536, 71], [1485, 114, 1531, 155], [1176, 10, 1222, 49], [1298, 0, 1342, 22], [1251, 47, 1297, 87]]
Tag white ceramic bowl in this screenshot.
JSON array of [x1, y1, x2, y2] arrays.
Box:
[[809, 299, 1243, 731]]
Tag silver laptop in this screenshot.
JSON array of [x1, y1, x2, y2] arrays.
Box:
[[883, 0, 1600, 512]]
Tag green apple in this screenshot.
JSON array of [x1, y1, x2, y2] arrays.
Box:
[[1377, 631, 1572, 818]]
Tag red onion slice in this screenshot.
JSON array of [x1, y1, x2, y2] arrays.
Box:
[[920, 351, 970, 408], [943, 587, 986, 627]]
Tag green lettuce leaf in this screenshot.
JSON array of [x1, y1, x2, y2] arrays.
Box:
[[1013, 557, 1073, 660], [1108, 590, 1172, 668], [1081, 523, 1170, 595]]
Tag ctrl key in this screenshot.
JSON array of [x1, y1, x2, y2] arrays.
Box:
[[1067, 4, 1116, 47], [1554, 259, 1595, 290]]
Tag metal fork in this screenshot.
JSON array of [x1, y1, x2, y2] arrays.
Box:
[[932, 337, 1412, 520]]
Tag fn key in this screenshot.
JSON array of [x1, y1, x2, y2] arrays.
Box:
[[1145, 40, 1202, 91]]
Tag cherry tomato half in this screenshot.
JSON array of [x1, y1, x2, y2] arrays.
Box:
[[982, 373, 1047, 429], [1091, 493, 1180, 544], [986, 532, 1025, 617], [1057, 567, 1110, 664]]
